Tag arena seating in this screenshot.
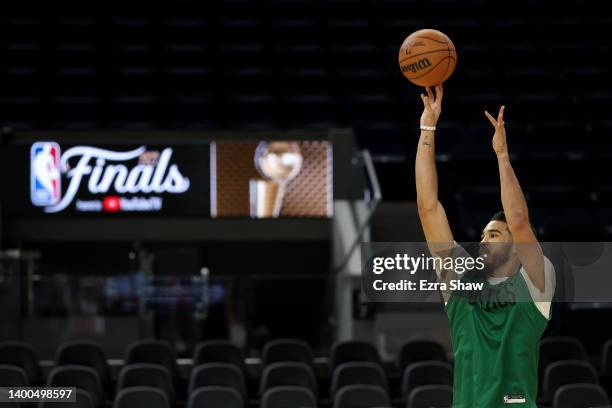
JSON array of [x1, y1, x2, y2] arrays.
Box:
[[540, 360, 599, 404], [0, 365, 29, 387], [40, 389, 96, 408], [1, 336, 612, 407], [330, 362, 388, 397], [47, 365, 105, 407], [55, 341, 111, 387], [400, 361, 453, 402], [189, 363, 247, 399], [1, 0, 609, 240], [188, 386, 243, 408], [397, 339, 448, 371], [552, 383, 609, 408], [193, 340, 247, 373], [0, 342, 43, 385], [261, 339, 314, 367]]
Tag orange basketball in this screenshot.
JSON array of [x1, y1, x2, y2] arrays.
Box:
[[398, 29, 457, 87]]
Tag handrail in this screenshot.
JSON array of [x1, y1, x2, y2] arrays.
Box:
[[333, 149, 382, 273]]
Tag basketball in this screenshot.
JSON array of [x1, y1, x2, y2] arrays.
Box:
[[398, 29, 457, 87]]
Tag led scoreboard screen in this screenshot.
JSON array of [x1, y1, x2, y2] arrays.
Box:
[[1, 137, 333, 218]]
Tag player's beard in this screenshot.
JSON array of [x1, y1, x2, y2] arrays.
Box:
[[478, 242, 512, 278]]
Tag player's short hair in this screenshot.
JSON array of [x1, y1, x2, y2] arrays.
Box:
[[490, 211, 538, 237], [490, 211, 507, 223]]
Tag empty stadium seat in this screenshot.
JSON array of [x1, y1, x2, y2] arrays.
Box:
[[330, 341, 381, 369], [552, 383, 609, 408], [188, 363, 247, 400], [193, 340, 246, 373], [330, 362, 388, 397], [406, 384, 453, 408], [261, 385, 317, 408], [398, 340, 448, 371], [55, 340, 110, 385], [0, 342, 42, 385], [401, 361, 453, 401], [262, 339, 314, 367], [113, 386, 170, 408], [39, 389, 95, 408], [333, 384, 390, 408], [124, 340, 179, 380], [0, 365, 28, 386], [116, 364, 175, 406], [188, 386, 244, 408], [259, 362, 318, 397], [47, 365, 104, 408], [541, 360, 599, 402], [539, 337, 587, 381]]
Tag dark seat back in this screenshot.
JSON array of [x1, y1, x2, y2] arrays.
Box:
[[47, 365, 104, 408], [261, 385, 317, 408], [333, 384, 389, 408], [113, 386, 170, 408], [398, 340, 447, 371], [406, 384, 453, 408], [193, 341, 246, 373], [401, 361, 453, 400], [125, 340, 178, 380], [188, 386, 244, 408], [331, 362, 388, 397], [0, 365, 28, 387], [188, 363, 247, 399], [330, 341, 380, 369], [260, 362, 318, 397], [542, 360, 598, 401], [0, 342, 42, 384], [55, 340, 110, 384], [116, 363, 175, 406], [552, 383, 609, 408]]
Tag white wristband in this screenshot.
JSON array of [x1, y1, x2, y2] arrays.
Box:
[[420, 125, 436, 131]]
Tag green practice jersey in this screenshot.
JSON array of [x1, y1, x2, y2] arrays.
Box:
[[446, 268, 551, 408]]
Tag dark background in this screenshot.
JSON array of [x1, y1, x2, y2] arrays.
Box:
[[1, 0, 610, 241], [0, 2, 611, 405]]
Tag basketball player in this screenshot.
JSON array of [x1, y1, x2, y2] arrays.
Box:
[[415, 84, 555, 407]]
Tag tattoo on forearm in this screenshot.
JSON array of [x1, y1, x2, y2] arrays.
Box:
[[422, 136, 432, 146]]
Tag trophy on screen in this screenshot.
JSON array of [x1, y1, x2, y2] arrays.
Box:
[[250, 141, 303, 218]]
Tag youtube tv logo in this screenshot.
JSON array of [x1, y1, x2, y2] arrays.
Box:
[[103, 196, 121, 212]]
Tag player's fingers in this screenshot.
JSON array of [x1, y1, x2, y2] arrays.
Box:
[[497, 105, 505, 122], [426, 87, 434, 101], [421, 94, 428, 106], [435, 84, 443, 100], [484, 111, 497, 126]]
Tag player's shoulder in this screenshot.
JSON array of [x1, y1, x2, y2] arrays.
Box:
[[519, 254, 555, 273], [519, 254, 556, 296]]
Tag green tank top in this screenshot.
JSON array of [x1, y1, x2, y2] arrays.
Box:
[[446, 270, 549, 408]]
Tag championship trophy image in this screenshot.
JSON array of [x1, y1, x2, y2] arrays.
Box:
[[249, 141, 303, 218]]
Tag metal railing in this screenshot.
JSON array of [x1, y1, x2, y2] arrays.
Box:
[[333, 149, 382, 273]]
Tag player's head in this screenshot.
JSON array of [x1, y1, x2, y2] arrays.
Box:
[[479, 211, 514, 270]]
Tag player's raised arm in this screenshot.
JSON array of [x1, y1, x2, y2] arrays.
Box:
[[415, 84, 454, 256], [485, 106, 545, 292]]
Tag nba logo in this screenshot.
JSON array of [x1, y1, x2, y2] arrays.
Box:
[[31, 142, 62, 206]]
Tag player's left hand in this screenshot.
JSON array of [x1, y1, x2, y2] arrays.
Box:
[[484, 105, 507, 157]]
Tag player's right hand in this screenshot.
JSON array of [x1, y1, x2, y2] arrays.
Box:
[[420, 84, 443, 128]]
